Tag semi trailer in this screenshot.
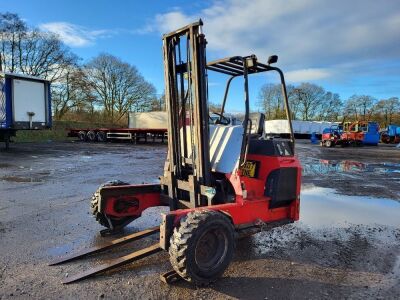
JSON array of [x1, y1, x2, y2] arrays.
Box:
[[67, 111, 167, 143], [0, 73, 52, 149]]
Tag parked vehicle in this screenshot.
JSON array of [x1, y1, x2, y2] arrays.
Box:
[[380, 124, 400, 144], [321, 121, 380, 147], [67, 111, 167, 143], [0, 73, 51, 149], [320, 124, 343, 147]]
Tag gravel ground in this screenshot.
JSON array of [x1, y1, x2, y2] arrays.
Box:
[[0, 140, 399, 299]]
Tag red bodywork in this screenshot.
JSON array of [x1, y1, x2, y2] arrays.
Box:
[[100, 153, 301, 233], [167, 154, 301, 227], [322, 132, 341, 144], [101, 184, 165, 219]]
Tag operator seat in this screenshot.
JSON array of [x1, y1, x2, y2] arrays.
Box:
[[248, 112, 265, 137]]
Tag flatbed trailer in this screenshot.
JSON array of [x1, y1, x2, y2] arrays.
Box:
[[67, 127, 167, 143]]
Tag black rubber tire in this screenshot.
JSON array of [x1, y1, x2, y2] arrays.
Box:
[[169, 210, 235, 286], [78, 131, 87, 142], [97, 131, 107, 142], [90, 180, 131, 228], [325, 140, 332, 147], [87, 130, 97, 142]]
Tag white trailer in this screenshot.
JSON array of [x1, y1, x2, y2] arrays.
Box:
[[128, 111, 167, 129], [264, 119, 339, 136], [68, 111, 168, 143], [0, 73, 52, 149]]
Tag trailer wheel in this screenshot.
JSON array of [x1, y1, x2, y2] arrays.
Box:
[[78, 131, 87, 142], [90, 180, 135, 229], [87, 130, 97, 142], [97, 131, 107, 142], [169, 210, 235, 286]]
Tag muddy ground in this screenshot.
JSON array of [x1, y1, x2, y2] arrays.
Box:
[[0, 140, 399, 299]]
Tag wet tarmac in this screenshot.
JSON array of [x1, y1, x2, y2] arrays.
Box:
[[0, 140, 399, 299]]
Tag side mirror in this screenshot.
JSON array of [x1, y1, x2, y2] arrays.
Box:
[[267, 55, 278, 65]]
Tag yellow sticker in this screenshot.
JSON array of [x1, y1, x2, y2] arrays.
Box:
[[241, 161, 258, 178]]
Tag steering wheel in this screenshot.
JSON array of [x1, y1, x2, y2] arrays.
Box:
[[210, 112, 230, 125]]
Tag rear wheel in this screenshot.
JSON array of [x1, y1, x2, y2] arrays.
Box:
[[169, 210, 235, 286], [97, 131, 107, 142], [90, 180, 136, 229]]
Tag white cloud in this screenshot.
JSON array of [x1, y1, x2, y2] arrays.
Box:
[[286, 68, 332, 82], [143, 0, 400, 79], [39, 22, 112, 47]]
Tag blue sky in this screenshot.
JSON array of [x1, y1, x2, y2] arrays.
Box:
[[2, 0, 400, 112]]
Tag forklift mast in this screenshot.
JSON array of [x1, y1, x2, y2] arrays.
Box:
[[161, 20, 213, 209]]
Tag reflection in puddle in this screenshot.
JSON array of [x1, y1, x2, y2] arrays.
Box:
[[303, 159, 400, 175], [300, 187, 400, 228]]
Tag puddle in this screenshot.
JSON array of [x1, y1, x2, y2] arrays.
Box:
[[303, 159, 400, 175], [0, 176, 42, 183], [250, 187, 400, 256], [80, 155, 93, 161], [47, 244, 74, 257], [300, 187, 400, 228]]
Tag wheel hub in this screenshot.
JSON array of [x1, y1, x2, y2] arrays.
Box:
[[195, 227, 228, 270]]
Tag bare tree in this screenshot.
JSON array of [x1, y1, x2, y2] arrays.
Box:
[[259, 83, 341, 121], [344, 95, 376, 121], [84, 53, 156, 122], [0, 13, 77, 81], [19, 30, 78, 81], [0, 12, 27, 73], [52, 67, 93, 119], [258, 83, 292, 119], [295, 83, 325, 121], [374, 97, 400, 127], [319, 92, 342, 121]]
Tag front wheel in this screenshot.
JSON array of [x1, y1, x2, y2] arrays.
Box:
[[90, 180, 137, 229], [169, 210, 235, 286]]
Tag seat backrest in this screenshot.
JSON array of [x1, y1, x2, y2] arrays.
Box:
[[248, 112, 265, 135]]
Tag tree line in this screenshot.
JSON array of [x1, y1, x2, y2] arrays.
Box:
[[0, 12, 160, 125], [258, 83, 400, 128]]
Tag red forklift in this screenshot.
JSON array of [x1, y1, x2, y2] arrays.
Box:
[[321, 124, 343, 147], [50, 20, 302, 285]]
